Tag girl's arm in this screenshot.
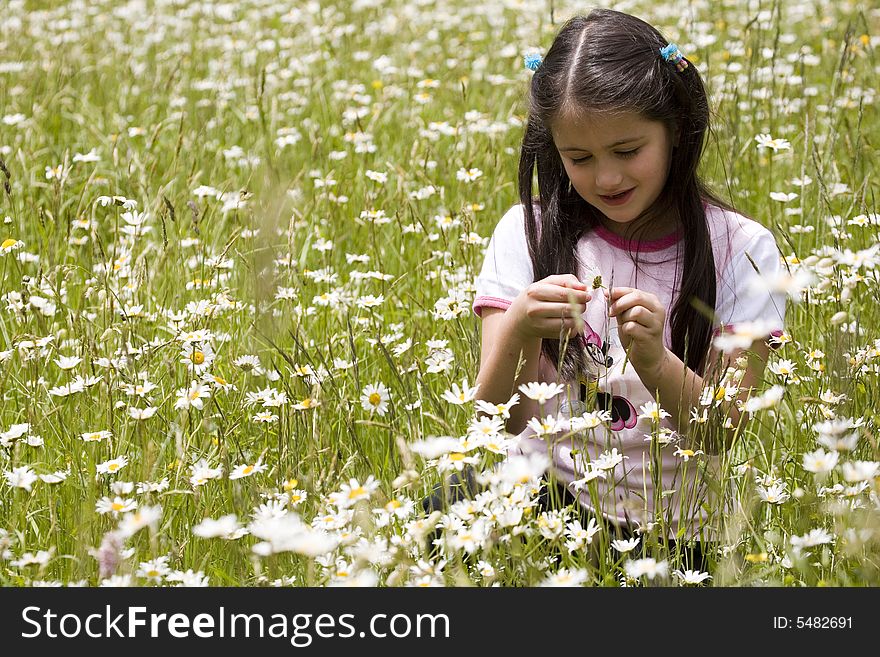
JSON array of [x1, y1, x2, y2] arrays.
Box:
[[476, 308, 541, 435], [475, 274, 590, 435], [605, 285, 773, 449]]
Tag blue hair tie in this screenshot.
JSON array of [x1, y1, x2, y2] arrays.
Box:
[[659, 43, 688, 72], [524, 53, 542, 71]]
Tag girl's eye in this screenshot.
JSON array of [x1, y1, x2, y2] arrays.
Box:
[[571, 155, 592, 164], [617, 149, 640, 158]]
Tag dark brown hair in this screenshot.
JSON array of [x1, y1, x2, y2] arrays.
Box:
[[519, 8, 729, 378]]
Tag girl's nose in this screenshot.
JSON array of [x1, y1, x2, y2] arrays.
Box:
[[595, 166, 623, 191]]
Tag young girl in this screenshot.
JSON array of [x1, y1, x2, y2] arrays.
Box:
[[473, 9, 787, 550]]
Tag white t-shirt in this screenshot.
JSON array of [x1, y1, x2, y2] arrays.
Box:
[[473, 203, 787, 536]]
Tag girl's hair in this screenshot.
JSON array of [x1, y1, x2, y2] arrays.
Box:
[[519, 8, 730, 379]]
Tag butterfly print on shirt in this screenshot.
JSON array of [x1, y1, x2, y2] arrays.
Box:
[[578, 323, 637, 431]]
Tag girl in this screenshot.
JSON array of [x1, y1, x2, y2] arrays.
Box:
[[473, 9, 787, 552]]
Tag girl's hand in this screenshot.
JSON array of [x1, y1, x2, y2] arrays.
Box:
[[509, 274, 591, 340], [606, 286, 667, 378]]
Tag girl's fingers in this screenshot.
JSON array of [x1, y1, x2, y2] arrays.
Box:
[[608, 290, 659, 317], [617, 306, 654, 327], [543, 274, 587, 289], [541, 283, 591, 304], [531, 301, 587, 317]]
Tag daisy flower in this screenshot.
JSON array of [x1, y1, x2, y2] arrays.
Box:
[[673, 447, 704, 462], [754, 133, 791, 152], [410, 436, 461, 459], [95, 496, 137, 516], [455, 167, 483, 183], [234, 354, 263, 374], [96, 457, 128, 476], [611, 536, 641, 553], [841, 460, 880, 483], [672, 569, 712, 585], [204, 373, 236, 392], [174, 381, 211, 410], [539, 568, 589, 587], [1, 423, 30, 447], [436, 452, 479, 473], [466, 415, 505, 441], [0, 238, 24, 254], [518, 381, 565, 403], [3, 466, 38, 491], [136, 556, 171, 583], [229, 457, 268, 480], [593, 448, 627, 471], [330, 476, 380, 509], [441, 378, 480, 405], [526, 413, 563, 437], [54, 355, 82, 370], [179, 342, 215, 374], [639, 401, 671, 423], [38, 471, 69, 484], [360, 382, 390, 416], [292, 397, 320, 411], [624, 557, 668, 580], [128, 406, 157, 420], [193, 515, 241, 539], [81, 429, 112, 442], [167, 569, 210, 587], [474, 392, 520, 419], [189, 459, 223, 487], [756, 482, 790, 504], [802, 448, 839, 475]]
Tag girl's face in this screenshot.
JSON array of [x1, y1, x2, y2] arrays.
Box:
[[551, 111, 676, 237]]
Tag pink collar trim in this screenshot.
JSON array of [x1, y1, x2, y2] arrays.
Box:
[[592, 223, 682, 252]]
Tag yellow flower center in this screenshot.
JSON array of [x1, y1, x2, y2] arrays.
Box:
[[1, 238, 17, 249], [283, 478, 298, 491], [242, 465, 254, 475], [369, 392, 382, 406], [111, 502, 125, 511], [450, 452, 465, 461], [108, 463, 119, 472], [192, 351, 205, 365], [147, 569, 159, 578], [679, 449, 695, 458], [214, 376, 227, 385], [348, 486, 366, 500]]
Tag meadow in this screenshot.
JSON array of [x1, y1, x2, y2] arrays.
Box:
[[0, 0, 878, 587]]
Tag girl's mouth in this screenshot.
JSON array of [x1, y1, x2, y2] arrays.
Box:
[[599, 189, 634, 206]]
